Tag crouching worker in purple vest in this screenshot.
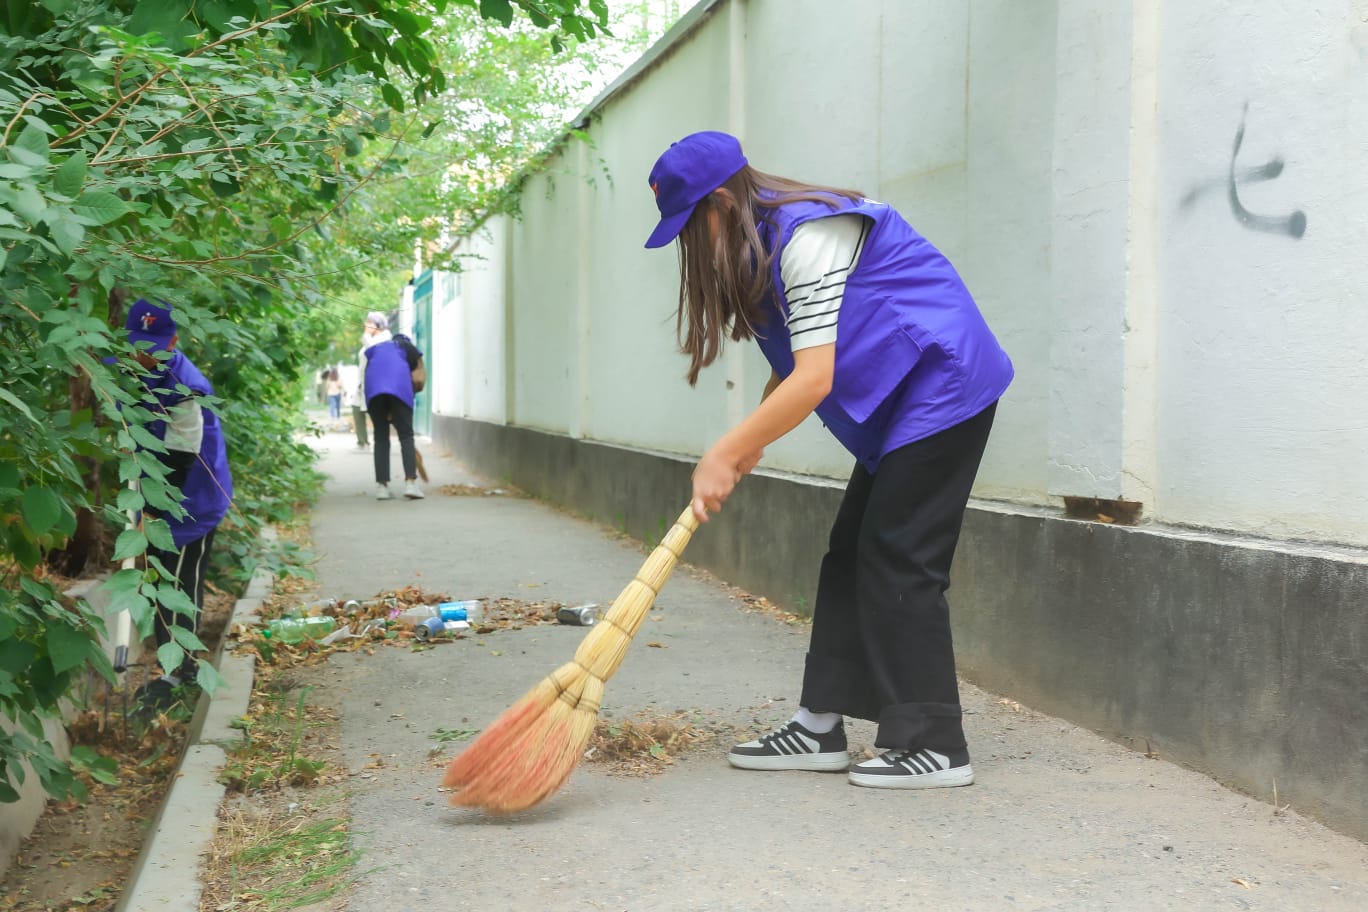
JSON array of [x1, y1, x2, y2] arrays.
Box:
[[644, 132, 1014, 789], [117, 298, 234, 719]]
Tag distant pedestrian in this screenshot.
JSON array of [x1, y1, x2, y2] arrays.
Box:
[[361, 311, 425, 500], [344, 377, 368, 450], [115, 298, 234, 718], [326, 368, 343, 419], [643, 131, 1013, 789]]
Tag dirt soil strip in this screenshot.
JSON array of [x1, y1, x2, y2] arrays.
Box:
[[0, 583, 236, 912]]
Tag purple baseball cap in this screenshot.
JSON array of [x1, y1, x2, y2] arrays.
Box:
[[644, 131, 749, 249], [125, 298, 177, 352]]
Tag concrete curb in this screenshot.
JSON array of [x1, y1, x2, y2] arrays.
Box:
[[114, 567, 271, 912]]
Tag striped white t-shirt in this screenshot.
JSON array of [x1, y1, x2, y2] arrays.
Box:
[[779, 213, 871, 351]]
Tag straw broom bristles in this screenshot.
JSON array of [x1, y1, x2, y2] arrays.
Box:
[[443, 506, 700, 813]]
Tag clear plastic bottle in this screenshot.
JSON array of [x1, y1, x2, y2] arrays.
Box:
[[304, 597, 339, 616], [395, 604, 439, 628], [281, 598, 338, 620], [265, 616, 337, 644]]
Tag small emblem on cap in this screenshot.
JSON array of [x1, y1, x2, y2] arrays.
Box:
[[140, 312, 157, 330]]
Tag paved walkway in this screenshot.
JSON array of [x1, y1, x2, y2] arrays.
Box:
[[299, 425, 1368, 912]]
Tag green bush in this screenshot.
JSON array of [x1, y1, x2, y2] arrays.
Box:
[[0, 0, 609, 806]]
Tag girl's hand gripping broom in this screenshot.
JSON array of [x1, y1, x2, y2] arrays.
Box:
[[442, 505, 701, 813]]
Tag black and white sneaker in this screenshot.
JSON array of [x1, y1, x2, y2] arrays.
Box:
[[848, 747, 974, 789], [129, 677, 196, 723], [727, 719, 850, 772]]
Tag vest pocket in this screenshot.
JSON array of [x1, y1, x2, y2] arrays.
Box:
[[835, 325, 923, 423]]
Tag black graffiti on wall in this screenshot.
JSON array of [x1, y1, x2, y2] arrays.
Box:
[[1179, 103, 1307, 239]]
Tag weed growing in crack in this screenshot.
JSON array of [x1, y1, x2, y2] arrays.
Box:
[[219, 686, 329, 792]]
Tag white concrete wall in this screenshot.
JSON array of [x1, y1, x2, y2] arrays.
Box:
[[458, 222, 509, 424], [962, 1, 1059, 501], [428, 269, 462, 419], [1150, 0, 1368, 543], [433, 0, 1368, 549]]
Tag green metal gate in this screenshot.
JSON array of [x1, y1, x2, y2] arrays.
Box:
[[410, 269, 433, 436]]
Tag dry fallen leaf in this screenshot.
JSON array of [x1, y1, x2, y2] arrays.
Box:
[[1232, 879, 1252, 889], [647, 642, 666, 648]]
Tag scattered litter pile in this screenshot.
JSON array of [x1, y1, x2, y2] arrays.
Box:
[[233, 587, 589, 669], [439, 483, 518, 497]]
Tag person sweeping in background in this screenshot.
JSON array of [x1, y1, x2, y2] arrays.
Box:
[[643, 131, 1013, 789], [361, 311, 425, 500], [115, 297, 234, 718]]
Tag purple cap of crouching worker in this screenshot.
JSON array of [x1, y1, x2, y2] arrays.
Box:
[[125, 298, 178, 352], [643, 131, 749, 249]]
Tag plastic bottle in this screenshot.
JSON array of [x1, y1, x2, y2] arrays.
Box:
[[438, 600, 483, 623], [395, 604, 439, 628], [303, 597, 339, 616], [265, 616, 337, 644], [280, 598, 338, 620], [388, 607, 435, 628]]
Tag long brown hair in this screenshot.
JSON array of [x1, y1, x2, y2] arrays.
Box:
[[674, 166, 864, 385]]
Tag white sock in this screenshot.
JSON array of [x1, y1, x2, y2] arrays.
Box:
[[794, 707, 841, 734]]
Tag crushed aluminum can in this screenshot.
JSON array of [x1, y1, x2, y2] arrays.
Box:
[[413, 617, 469, 640], [556, 604, 599, 627], [413, 617, 445, 640]]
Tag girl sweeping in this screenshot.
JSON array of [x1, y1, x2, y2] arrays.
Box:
[[644, 131, 1013, 789]]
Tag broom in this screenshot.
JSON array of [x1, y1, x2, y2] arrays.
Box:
[[442, 504, 701, 813]]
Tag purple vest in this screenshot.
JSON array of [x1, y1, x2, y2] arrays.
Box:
[[363, 339, 415, 409], [754, 197, 1013, 471], [146, 352, 233, 547]]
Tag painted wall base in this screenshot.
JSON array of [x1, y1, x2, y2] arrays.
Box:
[[0, 715, 70, 879], [431, 415, 1368, 842], [0, 577, 138, 878]]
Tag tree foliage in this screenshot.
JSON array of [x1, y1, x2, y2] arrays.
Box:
[[318, 0, 681, 327], [0, 0, 608, 804]]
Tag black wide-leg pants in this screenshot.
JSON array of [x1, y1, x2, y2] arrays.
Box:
[[148, 528, 216, 681], [799, 402, 996, 752], [368, 393, 416, 484]]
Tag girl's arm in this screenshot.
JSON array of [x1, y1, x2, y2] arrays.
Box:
[[734, 369, 784, 474], [691, 344, 834, 521], [762, 369, 782, 401]]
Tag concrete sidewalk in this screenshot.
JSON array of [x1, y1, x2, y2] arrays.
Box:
[[302, 427, 1367, 912]]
